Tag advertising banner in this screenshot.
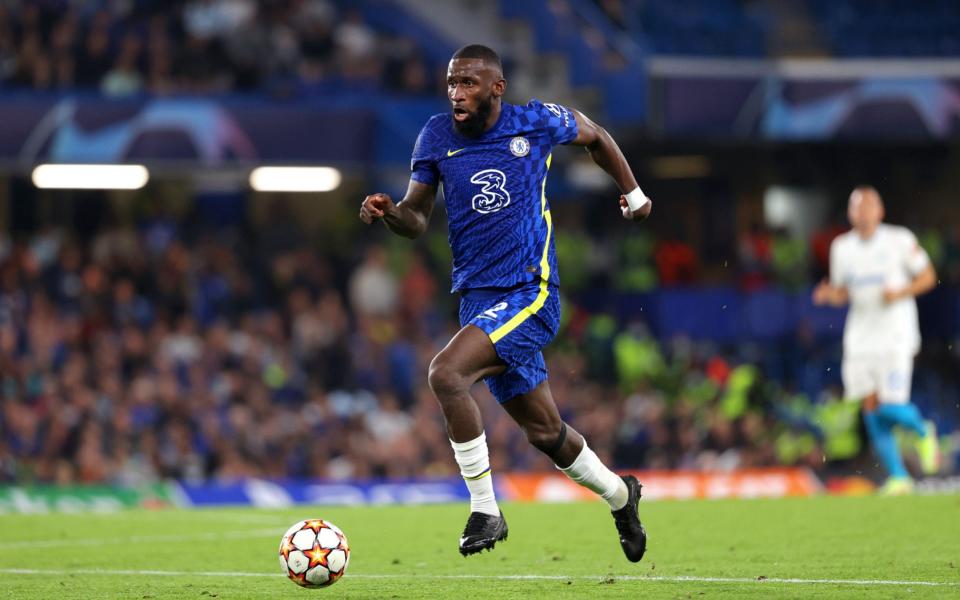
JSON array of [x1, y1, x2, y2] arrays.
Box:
[[500, 468, 822, 502], [0, 469, 822, 512], [174, 478, 472, 508], [0, 484, 173, 514]]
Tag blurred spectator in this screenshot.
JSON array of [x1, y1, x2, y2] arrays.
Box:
[[654, 238, 699, 285], [770, 226, 808, 292], [738, 221, 772, 290], [349, 246, 398, 319], [101, 33, 144, 96], [0, 1, 437, 96], [75, 12, 113, 88]]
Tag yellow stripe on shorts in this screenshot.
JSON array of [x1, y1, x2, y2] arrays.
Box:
[[489, 154, 553, 344]]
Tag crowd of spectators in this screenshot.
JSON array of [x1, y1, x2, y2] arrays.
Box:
[[1, 200, 957, 487], [0, 0, 436, 97], [554, 207, 960, 294]]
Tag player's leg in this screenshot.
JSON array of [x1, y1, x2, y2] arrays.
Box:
[[502, 382, 622, 498], [873, 354, 940, 475], [427, 324, 509, 555], [846, 355, 911, 492], [502, 382, 646, 562], [428, 324, 505, 442], [862, 394, 913, 494]]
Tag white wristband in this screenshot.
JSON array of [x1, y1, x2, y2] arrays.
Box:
[[624, 187, 650, 212]]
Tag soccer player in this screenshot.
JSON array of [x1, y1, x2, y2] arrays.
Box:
[[360, 45, 651, 560], [813, 186, 940, 495]]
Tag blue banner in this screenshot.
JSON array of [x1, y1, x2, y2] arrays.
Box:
[[175, 478, 476, 508], [654, 71, 960, 140], [0, 95, 376, 165]]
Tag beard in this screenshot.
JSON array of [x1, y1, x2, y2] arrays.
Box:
[[452, 96, 493, 139]]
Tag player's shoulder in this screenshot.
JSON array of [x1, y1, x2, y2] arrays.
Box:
[[520, 98, 575, 122], [421, 113, 450, 135], [879, 223, 916, 240], [880, 224, 921, 254], [832, 229, 857, 249], [414, 113, 452, 156]]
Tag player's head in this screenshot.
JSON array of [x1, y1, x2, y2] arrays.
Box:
[[447, 44, 505, 138], [848, 185, 885, 233]]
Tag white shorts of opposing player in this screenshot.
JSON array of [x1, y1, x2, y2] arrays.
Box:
[[842, 353, 913, 405]]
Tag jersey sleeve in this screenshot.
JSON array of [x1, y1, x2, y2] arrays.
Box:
[[530, 99, 579, 146], [829, 239, 845, 287], [899, 228, 931, 276], [410, 119, 440, 186]]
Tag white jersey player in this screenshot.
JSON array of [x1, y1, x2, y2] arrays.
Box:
[[813, 186, 939, 494]]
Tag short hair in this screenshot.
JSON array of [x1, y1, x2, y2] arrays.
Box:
[[851, 185, 883, 204], [451, 44, 502, 73]]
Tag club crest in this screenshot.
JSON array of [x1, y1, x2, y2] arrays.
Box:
[[509, 136, 530, 157]]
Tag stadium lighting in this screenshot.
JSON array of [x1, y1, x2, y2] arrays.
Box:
[[31, 164, 149, 190], [249, 166, 342, 192]]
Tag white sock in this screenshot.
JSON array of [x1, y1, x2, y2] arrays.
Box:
[[559, 443, 629, 510], [451, 433, 499, 517]]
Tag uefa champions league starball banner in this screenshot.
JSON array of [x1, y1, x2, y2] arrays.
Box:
[[647, 58, 960, 140], [0, 95, 378, 166]]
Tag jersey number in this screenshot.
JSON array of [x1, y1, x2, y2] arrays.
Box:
[[479, 301, 508, 321], [470, 169, 510, 214]]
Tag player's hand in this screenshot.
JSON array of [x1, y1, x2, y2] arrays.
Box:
[[882, 287, 906, 304], [620, 195, 652, 222], [812, 280, 833, 305], [359, 193, 396, 224]]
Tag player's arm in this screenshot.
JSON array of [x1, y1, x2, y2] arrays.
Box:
[[883, 263, 937, 303], [568, 108, 651, 221], [812, 280, 849, 307], [813, 240, 849, 306], [359, 179, 437, 239], [883, 232, 937, 303]]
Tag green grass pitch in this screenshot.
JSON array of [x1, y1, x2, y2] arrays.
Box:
[[1, 495, 958, 599]]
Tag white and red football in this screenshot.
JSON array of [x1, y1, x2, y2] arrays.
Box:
[[278, 519, 350, 588]]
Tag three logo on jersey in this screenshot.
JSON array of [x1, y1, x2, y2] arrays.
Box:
[[470, 170, 510, 214], [449, 137, 529, 215]]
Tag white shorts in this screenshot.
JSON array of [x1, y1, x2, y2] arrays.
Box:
[[841, 353, 914, 405]]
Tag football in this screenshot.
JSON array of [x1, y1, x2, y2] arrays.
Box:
[[278, 519, 350, 588]]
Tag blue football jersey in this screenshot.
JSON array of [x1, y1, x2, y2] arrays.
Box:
[[409, 99, 579, 292]]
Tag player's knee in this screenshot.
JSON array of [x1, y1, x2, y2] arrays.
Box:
[[427, 355, 466, 399], [523, 420, 563, 454]]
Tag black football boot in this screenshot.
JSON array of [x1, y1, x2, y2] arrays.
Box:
[[611, 475, 647, 562], [458, 511, 508, 556]]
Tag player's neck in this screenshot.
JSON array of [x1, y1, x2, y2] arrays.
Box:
[[483, 100, 503, 133], [855, 223, 880, 240]]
